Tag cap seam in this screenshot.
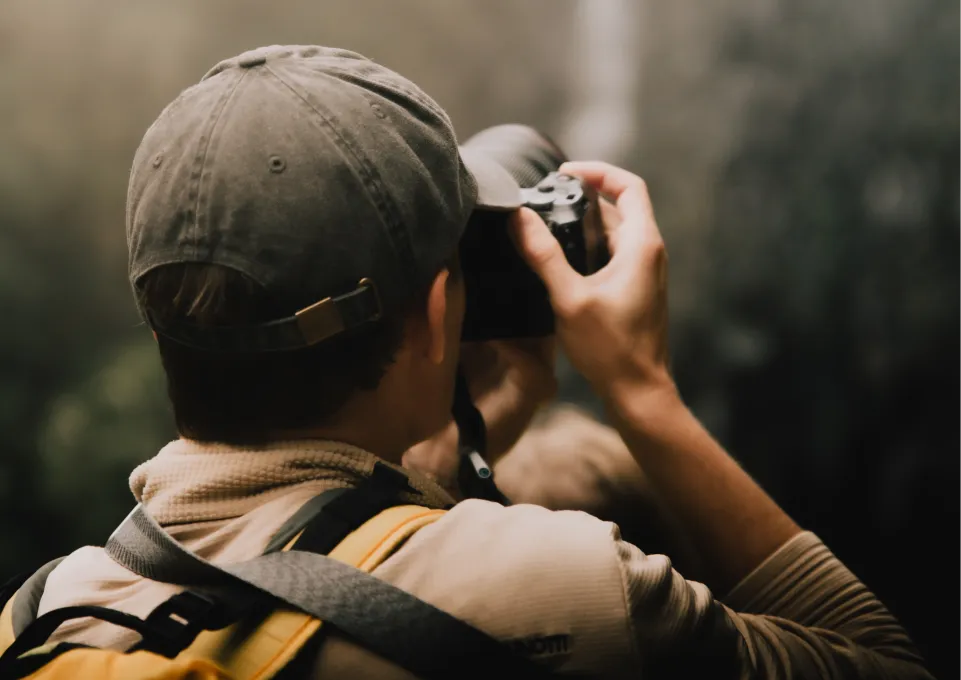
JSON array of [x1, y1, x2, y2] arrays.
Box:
[[321, 66, 450, 126], [263, 63, 417, 293], [189, 69, 250, 262]]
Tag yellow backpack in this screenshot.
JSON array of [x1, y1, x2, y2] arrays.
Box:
[[0, 466, 553, 680]]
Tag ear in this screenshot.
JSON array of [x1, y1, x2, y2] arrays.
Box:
[[424, 268, 450, 365]]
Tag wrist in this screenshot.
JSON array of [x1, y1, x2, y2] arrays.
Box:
[[601, 370, 686, 440]]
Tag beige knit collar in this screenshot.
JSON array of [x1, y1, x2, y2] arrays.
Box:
[[129, 438, 456, 525]]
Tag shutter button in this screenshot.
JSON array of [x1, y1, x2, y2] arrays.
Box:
[[238, 54, 267, 69]]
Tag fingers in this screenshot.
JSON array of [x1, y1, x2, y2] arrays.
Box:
[[598, 197, 622, 253], [560, 161, 662, 255], [509, 207, 581, 306]]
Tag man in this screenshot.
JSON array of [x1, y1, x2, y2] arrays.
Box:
[[32, 45, 930, 678]]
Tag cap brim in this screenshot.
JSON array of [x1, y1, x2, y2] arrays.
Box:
[[460, 147, 523, 211]]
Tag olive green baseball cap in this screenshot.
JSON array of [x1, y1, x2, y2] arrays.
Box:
[[127, 45, 522, 353]]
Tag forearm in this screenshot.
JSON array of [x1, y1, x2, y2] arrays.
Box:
[[726, 532, 929, 675], [617, 530, 933, 679], [604, 377, 800, 593]]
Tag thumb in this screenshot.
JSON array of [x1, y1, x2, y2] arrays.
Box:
[[509, 208, 580, 304]]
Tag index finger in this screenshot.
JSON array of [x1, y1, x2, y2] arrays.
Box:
[[561, 161, 661, 249]]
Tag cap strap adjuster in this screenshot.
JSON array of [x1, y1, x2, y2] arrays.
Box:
[[295, 278, 381, 346], [295, 298, 344, 346], [149, 278, 382, 353]]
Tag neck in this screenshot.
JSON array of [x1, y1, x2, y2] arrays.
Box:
[[271, 391, 419, 465]]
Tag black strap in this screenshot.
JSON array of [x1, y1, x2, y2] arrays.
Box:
[[2, 605, 184, 663], [452, 368, 488, 456], [264, 462, 419, 555], [100, 505, 554, 679], [150, 279, 382, 353], [452, 368, 511, 504], [290, 463, 417, 555], [262, 487, 350, 554], [2, 642, 90, 680]]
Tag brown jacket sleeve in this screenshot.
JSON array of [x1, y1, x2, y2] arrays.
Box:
[[617, 530, 933, 679]]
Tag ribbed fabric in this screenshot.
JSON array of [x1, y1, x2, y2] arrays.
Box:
[[613, 528, 933, 679], [725, 532, 926, 665], [31, 438, 933, 679], [129, 438, 455, 524]]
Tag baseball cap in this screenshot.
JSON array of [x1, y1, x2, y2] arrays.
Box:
[[127, 45, 523, 353]]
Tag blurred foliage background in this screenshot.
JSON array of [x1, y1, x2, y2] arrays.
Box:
[[0, 0, 957, 676]]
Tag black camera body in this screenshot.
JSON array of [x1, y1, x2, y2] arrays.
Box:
[[459, 126, 608, 341], [520, 172, 597, 276]]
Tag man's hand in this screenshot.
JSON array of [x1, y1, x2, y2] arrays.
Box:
[[511, 161, 800, 593], [509, 162, 674, 405], [402, 336, 556, 497], [406, 162, 669, 498]]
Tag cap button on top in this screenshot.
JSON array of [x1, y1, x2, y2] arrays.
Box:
[[238, 54, 267, 69]]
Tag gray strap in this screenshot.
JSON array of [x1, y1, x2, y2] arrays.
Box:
[[262, 487, 349, 554], [11, 558, 66, 636], [105, 505, 554, 680]]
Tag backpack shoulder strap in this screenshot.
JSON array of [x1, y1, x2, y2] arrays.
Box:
[[0, 557, 66, 655], [0, 593, 15, 654], [0, 503, 443, 680], [179, 503, 445, 679], [108, 504, 554, 680]]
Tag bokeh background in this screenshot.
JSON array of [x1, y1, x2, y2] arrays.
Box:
[[1, 0, 957, 676]]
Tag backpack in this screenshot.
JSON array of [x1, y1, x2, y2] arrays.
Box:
[[0, 463, 556, 679]]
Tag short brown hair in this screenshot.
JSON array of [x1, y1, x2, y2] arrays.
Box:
[[137, 258, 458, 445]]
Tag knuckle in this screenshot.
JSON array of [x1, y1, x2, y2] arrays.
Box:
[[640, 239, 666, 263], [527, 238, 562, 268], [559, 287, 592, 318], [630, 174, 649, 196]]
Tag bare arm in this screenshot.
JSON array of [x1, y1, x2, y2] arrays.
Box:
[[511, 160, 931, 678], [605, 380, 797, 593], [613, 527, 931, 679], [606, 388, 930, 677]]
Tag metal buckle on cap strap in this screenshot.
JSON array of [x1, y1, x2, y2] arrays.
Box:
[[295, 296, 344, 346], [358, 277, 382, 322], [294, 278, 382, 346]]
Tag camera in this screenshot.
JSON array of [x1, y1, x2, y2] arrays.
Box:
[[459, 125, 609, 341]]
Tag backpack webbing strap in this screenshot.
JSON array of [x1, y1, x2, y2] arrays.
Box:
[[261, 487, 349, 554], [0, 590, 17, 656], [105, 505, 556, 680], [284, 463, 424, 556], [6, 643, 230, 680], [2, 642, 91, 680], [452, 368, 511, 504], [0, 557, 67, 658], [11, 558, 65, 637], [179, 504, 447, 679], [0, 506, 447, 680]]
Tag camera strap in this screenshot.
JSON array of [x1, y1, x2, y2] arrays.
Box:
[[451, 367, 510, 505]]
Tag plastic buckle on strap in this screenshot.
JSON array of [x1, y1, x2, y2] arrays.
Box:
[[142, 590, 228, 657]]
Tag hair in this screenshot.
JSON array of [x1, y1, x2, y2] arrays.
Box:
[[137, 256, 459, 445]]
